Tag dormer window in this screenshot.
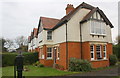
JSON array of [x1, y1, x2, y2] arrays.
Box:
[[47, 31, 52, 40], [90, 20, 106, 35]]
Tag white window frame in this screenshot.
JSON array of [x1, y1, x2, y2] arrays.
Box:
[[103, 45, 107, 59], [90, 20, 106, 35], [47, 31, 52, 40], [96, 45, 102, 59], [47, 47, 53, 59], [90, 45, 94, 60]]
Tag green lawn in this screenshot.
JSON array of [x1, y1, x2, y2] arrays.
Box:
[[2, 65, 76, 76]]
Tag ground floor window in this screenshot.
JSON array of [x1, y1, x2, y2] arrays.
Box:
[[103, 45, 106, 59], [90, 45, 94, 60], [96, 45, 102, 59], [47, 47, 52, 59]]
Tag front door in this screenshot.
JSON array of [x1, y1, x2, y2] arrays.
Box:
[[53, 47, 57, 68]]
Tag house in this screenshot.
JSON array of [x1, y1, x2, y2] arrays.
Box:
[[28, 28, 38, 52], [28, 2, 113, 70]]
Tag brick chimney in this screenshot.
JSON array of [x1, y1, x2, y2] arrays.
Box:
[[65, 4, 74, 15]]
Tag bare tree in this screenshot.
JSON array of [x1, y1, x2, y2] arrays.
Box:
[[15, 36, 28, 48], [4, 39, 14, 49]]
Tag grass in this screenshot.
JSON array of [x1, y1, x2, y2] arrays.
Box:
[[2, 65, 77, 76]]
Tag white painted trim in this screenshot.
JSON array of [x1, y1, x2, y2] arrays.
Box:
[[90, 45, 94, 60], [103, 45, 107, 59]]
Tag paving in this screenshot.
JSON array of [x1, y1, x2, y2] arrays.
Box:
[[68, 66, 119, 77]]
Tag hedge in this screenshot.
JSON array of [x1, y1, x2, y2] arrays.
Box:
[[69, 58, 92, 72], [2, 52, 38, 67], [113, 45, 120, 60], [109, 54, 118, 66]]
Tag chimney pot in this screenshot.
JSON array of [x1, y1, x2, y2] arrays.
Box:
[[66, 4, 74, 15]]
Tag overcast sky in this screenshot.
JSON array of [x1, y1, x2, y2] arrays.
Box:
[[0, 0, 119, 43]]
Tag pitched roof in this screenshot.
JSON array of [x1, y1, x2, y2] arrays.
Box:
[[52, 2, 95, 30], [40, 17, 60, 29], [52, 2, 113, 30], [80, 7, 114, 28], [33, 28, 38, 37]]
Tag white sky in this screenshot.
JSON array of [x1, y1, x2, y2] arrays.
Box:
[[0, 0, 119, 43]]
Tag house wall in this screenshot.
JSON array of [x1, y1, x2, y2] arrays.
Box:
[[39, 45, 54, 67], [65, 8, 112, 43], [82, 42, 112, 68], [53, 24, 66, 44], [67, 8, 91, 42]]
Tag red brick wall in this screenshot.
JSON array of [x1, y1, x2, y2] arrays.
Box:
[[56, 42, 67, 69], [39, 45, 54, 67], [91, 60, 109, 68], [82, 42, 91, 60], [56, 42, 81, 69], [38, 42, 113, 69]]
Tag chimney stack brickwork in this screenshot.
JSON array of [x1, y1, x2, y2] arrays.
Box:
[[66, 4, 74, 15]]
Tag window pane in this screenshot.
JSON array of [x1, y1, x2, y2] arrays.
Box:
[[47, 31, 52, 40], [90, 20, 105, 35], [90, 45, 94, 51], [91, 53, 93, 58], [47, 53, 52, 57], [97, 53, 100, 58], [104, 53, 106, 57]]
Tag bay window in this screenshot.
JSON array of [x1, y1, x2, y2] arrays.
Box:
[[47, 47, 52, 59]]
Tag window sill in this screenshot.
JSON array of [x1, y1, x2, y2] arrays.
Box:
[[47, 40, 53, 42], [91, 59, 108, 62], [46, 58, 53, 60], [56, 58, 60, 60], [90, 33, 106, 36]]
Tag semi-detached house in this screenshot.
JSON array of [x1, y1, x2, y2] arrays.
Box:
[[28, 2, 114, 70]]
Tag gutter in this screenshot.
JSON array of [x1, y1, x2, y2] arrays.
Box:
[[79, 22, 82, 59], [65, 21, 68, 69]]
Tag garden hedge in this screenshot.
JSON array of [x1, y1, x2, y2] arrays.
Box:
[[69, 58, 92, 72], [113, 45, 120, 61], [109, 54, 118, 66], [2, 52, 38, 67]]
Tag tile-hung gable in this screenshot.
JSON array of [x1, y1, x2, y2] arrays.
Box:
[[28, 2, 113, 70]]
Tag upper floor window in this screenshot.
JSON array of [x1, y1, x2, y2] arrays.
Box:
[[90, 20, 105, 35], [47, 31, 52, 40]]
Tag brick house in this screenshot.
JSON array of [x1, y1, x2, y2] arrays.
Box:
[[28, 2, 113, 70]]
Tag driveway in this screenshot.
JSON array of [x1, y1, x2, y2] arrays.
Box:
[[68, 66, 119, 76]]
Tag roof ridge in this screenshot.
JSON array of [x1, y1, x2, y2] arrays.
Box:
[[40, 16, 60, 20]]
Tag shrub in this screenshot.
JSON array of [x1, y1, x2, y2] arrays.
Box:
[[55, 64, 64, 70], [69, 58, 92, 72], [2, 53, 17, 67], [39, 64, 44, 67], [23, 52, 39, 65], [2, 52, 38, 67], [33, 61, 44, 67], [113, 45, 120, 61], [109, 54, 118, 66]]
